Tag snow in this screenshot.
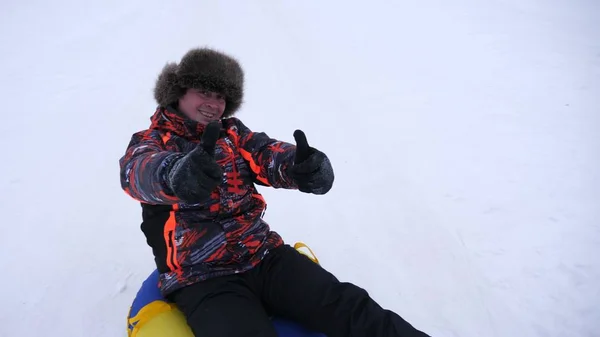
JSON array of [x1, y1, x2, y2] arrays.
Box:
[[1, 0, 598, 336]]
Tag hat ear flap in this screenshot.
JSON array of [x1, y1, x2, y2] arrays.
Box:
[[154, 62, 186, 107]]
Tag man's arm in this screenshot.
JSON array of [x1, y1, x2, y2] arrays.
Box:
[[119, 130, 184, 204], [227, 118, 298, 189]]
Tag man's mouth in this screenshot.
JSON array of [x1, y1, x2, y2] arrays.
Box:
[[198, 109, 215, 119]]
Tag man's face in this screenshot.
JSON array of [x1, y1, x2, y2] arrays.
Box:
[[178, 88, 227, 124]]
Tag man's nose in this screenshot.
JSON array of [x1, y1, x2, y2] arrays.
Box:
[[209, 95, 223, 106]]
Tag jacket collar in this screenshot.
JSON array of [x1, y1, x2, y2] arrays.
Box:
[[149, 105, 211, 141]]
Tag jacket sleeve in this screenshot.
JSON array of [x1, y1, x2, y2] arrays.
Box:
[[119, 130, 185, 204], [229, 118, 298, 189]]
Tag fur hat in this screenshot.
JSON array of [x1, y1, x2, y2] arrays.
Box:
[[153, 47, 244, 118]]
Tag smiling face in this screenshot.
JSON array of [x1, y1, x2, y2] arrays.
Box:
[[178, 88, 227, 124]]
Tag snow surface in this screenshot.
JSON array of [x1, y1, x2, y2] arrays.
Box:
[[1, 0, 599, 336]]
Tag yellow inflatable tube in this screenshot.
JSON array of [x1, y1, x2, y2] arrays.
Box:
[[126, 242, 323, 337]]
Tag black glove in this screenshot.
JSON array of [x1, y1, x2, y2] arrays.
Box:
[[167, 121, 223, 202], [288, 130, 334, 195]]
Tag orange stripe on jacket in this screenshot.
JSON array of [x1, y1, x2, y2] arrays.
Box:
[[239, 148, 270, 186], [227, 128, 271, 186], [161, 132, 172, 144], [163, 204, 181, 272]]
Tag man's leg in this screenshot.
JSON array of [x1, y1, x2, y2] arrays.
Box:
[[257, 245, 431, 337], [169, 274, 278, 337]]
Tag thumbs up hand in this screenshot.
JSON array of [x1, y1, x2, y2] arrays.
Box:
[[288, 130, 334, 195], [199, 120, 221, 157], [167, 121, 224, 203]]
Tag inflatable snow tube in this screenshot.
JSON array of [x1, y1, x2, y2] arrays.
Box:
[[126, 242, 327, 337]]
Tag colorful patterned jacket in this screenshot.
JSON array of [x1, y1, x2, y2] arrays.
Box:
[[119, 106, 298, 296]]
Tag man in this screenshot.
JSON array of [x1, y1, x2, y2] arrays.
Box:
[[119, 47, 431, 337]]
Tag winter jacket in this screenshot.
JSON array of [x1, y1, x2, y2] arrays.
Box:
[[119, 106, 298, 296]]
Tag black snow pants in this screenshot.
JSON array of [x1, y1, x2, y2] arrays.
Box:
[[168, 244, 431, 337]]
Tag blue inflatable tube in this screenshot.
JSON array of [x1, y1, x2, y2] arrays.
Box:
[[127, 269, 326, 337]]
